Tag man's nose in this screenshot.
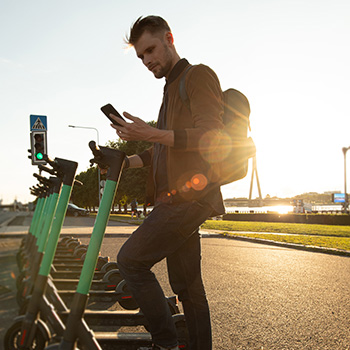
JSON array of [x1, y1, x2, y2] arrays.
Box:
[[143, 55, 151, 68]]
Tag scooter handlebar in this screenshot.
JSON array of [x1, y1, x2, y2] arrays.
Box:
[[88, 140, 126, 182], [43, 154, 59, 171], [38, 164, 57, 176], [33, 173, 51, 186], [89, 141, 103, 158], [89, 141, 108, 169]]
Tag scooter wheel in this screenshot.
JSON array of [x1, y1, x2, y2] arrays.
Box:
[[4, 318, 50, 350], [95, 256, 110, 271], [66, 240, 81, 249], [60, 238, 76, 247], [59, 236, 73, 245], [102, 269, 123, 290], [116, 280, 139, 310], [73, 245, 88, 258], [100, 261, 119, 273]]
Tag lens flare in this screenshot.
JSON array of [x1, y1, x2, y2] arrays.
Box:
[[199, 131, 232, 164], [191, 174, 208, 191]]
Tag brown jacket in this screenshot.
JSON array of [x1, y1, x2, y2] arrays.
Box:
[[140, 63, 225, 204]]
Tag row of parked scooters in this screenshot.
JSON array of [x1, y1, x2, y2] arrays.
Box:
[[4, 141, 188, 350]]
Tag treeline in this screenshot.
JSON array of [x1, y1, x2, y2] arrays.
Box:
[[292, 192, 336, 205], [226, 192, 338, 205]]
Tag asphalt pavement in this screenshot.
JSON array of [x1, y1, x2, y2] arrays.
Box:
[[0, 213, 349, 349]]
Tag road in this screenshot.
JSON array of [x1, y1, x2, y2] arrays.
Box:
[[1, 216, 350, 349]]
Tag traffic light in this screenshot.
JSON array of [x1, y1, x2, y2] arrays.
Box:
[[30, 131, 47, 165]]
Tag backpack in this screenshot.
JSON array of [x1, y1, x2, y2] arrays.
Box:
[[179, 65, 256, 186]]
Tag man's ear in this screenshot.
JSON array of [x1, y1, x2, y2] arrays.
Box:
[[165, 32, 174, 46]]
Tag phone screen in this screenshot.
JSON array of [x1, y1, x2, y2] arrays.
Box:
[[101, 104, 125, 127]]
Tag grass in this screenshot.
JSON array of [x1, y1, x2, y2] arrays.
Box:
[[219, 232, 350, 251], [108, 213, 144, 225], [104, 213, 350, 252], [202, 220, 350, 252], [201, 220, 350, 237]]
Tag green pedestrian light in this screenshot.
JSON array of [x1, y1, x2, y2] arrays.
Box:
[[36, 152, 44, 160]]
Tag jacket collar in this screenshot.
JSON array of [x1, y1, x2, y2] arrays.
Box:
[[167, 58, 189, 85]]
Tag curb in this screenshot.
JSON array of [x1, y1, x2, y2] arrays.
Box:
[[200, 231, 350, 258]]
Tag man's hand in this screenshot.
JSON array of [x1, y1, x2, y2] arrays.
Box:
[[110, 112, 174, 147]]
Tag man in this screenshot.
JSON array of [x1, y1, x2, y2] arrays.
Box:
[[110, 16, 225, 350]]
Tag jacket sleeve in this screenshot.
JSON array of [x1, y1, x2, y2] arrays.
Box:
[[173, 64, 224, 151], [138, 147, 153, 166]]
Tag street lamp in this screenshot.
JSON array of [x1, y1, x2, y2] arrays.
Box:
[[68, 125, 101, 206], [342, 146, 350, 213]]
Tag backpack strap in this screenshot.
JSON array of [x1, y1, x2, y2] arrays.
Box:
[[179, 65, 194, 110]]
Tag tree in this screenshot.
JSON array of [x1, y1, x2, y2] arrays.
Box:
[[72, 121, 156, 211], [72, 166, 99, 210], [107, 121, 156, 209]]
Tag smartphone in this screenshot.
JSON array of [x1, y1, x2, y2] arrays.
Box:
[[100, 103, 126, 127]]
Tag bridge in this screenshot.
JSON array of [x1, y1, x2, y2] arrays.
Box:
[[224, 198, 291, 207]]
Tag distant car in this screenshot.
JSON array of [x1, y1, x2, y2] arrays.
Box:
[[67, 203, 89, 217]]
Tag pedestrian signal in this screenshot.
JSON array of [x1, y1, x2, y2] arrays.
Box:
[[30, 131, 47, 165]]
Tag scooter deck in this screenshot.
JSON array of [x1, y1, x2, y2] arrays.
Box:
[[59, 309, 148, 327]]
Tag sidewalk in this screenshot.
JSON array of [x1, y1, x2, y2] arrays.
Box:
[[0, 213, 136, 238]]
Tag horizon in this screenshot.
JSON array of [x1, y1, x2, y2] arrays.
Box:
[[1, 189, 345, 206]]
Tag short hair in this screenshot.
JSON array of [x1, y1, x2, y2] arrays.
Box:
[[126, 16, 171, 46]]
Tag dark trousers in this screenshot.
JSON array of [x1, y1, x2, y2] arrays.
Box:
[[117, 200, 213, 349]]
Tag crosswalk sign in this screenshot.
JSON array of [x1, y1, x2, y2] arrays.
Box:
[[30, 115, 47, 131]]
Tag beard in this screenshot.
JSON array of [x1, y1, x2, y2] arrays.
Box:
[[152, 44, 174, 79]]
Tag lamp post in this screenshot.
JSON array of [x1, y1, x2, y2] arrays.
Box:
[[342, 146, 350, 213], [68, 125, 101, 206]]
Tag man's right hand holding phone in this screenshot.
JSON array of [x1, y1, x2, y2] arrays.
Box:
[[110, 111, 174, 147]]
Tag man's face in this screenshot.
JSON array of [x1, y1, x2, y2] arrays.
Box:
[[134, 31, 174, 79]]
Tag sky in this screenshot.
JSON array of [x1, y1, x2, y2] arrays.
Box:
[[1, 0, 350, 204]]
